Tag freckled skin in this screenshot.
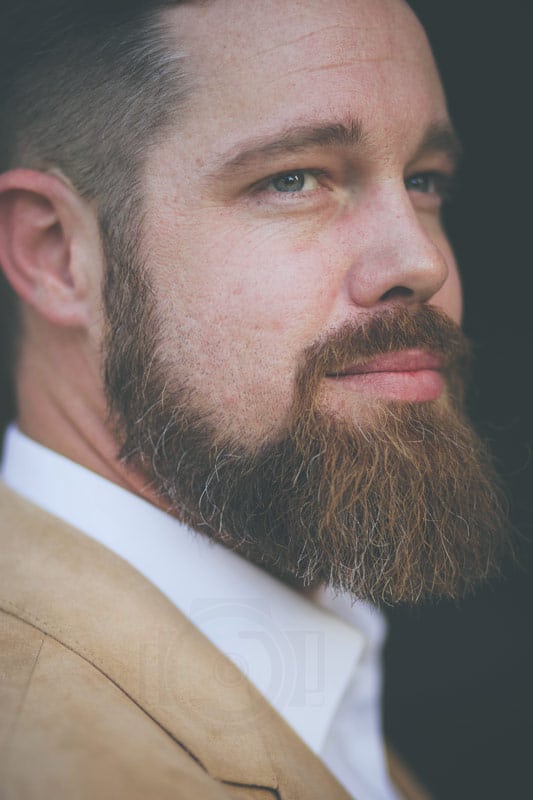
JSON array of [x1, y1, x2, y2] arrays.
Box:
[[141, 0, 462, 445]]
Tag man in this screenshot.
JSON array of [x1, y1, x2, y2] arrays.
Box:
[[0, 0, 508, 798]]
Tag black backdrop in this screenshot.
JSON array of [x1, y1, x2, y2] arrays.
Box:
[[384, 3, 532, 799]]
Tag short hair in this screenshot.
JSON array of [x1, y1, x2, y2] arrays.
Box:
[[0, 0, 190, 436]]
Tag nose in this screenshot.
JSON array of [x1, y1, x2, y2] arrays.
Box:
[[342, 185, 450, 309]]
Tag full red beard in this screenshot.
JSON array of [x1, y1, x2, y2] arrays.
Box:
[[104, 288, 510, 604]]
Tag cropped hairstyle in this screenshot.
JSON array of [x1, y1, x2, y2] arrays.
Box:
[[0, 0, 189, 433]]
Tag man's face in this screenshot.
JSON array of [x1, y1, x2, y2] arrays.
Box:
[[140, 0, 462, 447], [104, 0, 507, 602]]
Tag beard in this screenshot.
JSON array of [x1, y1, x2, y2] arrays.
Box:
[[103, 258, 509, 605]]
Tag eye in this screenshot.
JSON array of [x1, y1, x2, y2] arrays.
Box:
[[267, 170, 321, 194], [405, 171, 455, 203]]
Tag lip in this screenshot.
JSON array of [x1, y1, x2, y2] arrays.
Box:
[[327, 349, 444, 377], [325, 349, 445, 402]]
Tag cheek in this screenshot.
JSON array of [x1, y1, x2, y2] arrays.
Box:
[[146, 220, 338, 437], [427, 234, 463, 325], [446, 265, 463, 324], [158, 215, 336, 340]]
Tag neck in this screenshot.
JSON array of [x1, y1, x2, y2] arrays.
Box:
[[15, 332, 169, 514]]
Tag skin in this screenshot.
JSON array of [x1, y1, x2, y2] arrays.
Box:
[[0, 0, 463, 496]]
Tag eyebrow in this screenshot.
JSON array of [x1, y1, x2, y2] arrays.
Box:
[[410, 121, 463, 167], [209, 118, 462, 178], [210, 120, 365, 175]]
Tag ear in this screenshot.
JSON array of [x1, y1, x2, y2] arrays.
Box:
[[0, 169, 103, 329]]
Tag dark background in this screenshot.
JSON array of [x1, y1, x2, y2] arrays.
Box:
[[384, 3, 532, 799], [0, 3, 531, 799]]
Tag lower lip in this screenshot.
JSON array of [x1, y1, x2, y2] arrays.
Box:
[[327, 369, 445, 402]]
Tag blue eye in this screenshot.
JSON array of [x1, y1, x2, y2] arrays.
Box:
[[405, 172, 454, 201], [271, 171, 307, 192]]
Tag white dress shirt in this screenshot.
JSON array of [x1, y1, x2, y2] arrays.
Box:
[[1, 426, 399, 800]]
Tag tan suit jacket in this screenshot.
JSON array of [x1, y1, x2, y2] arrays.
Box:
[[0, 482, 429, 799]]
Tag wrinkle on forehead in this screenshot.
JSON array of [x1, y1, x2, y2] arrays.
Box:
[[255, 58, 416, 93], [169, 0, 431, 76], [247, 24, 386, 60]]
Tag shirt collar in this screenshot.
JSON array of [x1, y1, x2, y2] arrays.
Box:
[[1, 425, 369, 754]]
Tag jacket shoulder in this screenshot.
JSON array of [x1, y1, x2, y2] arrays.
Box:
[[0, 611, 269, 799], [0, 483, 353, 800]]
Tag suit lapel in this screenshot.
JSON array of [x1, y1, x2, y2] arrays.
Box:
[[0, 483, 352, 798]]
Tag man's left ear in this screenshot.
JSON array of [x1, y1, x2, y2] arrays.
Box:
[[0, 168, 103, 329]]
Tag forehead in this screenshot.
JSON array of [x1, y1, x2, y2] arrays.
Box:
[[164, 0, 448, 159]]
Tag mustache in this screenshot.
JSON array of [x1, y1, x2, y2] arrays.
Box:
[[297, 304, 472, 398]]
